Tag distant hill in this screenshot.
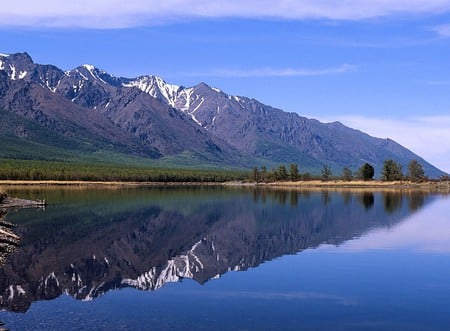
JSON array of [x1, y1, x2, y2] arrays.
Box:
[[0, 52, 445, 177]]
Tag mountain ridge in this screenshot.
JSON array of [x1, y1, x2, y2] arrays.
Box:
[[0, 52, 445, 177]]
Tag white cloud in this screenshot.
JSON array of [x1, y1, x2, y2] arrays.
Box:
[[432, 23, 450, 37], [1, 0, 450, 28], [182, 64, 357, 78], [318, 115, 450, 173]]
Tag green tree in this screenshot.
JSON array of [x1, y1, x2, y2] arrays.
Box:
[[302, 172, 312, 181], [251, 166, 260, 182], [321, 164, 332, 181], [407, 160, 425, 182], [276, 164, 289, 181], [358, 163, 375, 181], [260, 166, 268, 182], [341, 167, 353, 181], [289, 163, 300, 181], [382, 160, 403, 181]]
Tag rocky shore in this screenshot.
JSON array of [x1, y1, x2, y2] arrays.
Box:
[[0, 211, 20, 268]]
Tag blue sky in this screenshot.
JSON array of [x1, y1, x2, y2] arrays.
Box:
[[1, 0, 450, 172]]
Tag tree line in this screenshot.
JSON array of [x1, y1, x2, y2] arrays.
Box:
[[0, 158, 435, 183], [250, 159, 429, 182], [0, 159, 247, 182]]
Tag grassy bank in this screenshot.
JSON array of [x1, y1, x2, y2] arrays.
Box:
[[1, 179, 449, 193]]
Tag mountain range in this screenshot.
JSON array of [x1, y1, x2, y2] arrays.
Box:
[[0, 52, 444, 177]]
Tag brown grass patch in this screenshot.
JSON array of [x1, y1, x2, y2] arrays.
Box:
[[258, 180, 450, 193]]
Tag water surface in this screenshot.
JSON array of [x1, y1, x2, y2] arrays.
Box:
[[0, 187, 449, 330]]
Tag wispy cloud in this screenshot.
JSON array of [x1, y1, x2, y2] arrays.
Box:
[[1, 0, 450, 29], [431, 23, 450, 37], [181, 64, 357, 78], [321, 115, 450, 173], [426, 80, 450, 85]]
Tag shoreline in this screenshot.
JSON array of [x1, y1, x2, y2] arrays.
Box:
[[259, 179, 450, 189], [0, 179, 449, 190]]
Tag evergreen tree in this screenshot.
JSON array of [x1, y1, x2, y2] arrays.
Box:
[[260, 166, 268, 182], [251, 166, 260, 182], [358, 163, 375, 181], [341, 167, 353, 181], [407, 160, 425, 182], [321, 164, 332, 181], [289, 163, 300, 181], [382, 160, 403, 181], [276, 164, 289, 181]]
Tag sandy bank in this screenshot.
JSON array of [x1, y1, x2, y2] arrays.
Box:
[[253, 180, 450, 193], [0, 179, 449, 192]]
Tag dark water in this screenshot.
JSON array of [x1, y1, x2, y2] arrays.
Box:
[[0, 186, 449, 330]]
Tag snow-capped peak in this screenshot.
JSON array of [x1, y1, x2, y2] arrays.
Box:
[[77, 64, 108, 84], [82, 64, 95, 71], [0, 53, 9, 57], [122, 75, 181, 107]]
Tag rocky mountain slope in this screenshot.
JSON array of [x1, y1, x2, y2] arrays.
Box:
[[0, 52, 444, 176]]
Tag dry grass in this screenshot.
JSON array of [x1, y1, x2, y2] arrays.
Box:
[[0, 179, 449, 193], [260, 180, 450, 193]]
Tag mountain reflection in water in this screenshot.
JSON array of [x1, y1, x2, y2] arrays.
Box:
[[0, 187, 434, 313]]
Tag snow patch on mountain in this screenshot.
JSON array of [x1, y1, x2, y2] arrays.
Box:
[[82, 64, 95, 72], [123, 76, 181, 107], [212, 106, 220, 126], [9, 65, 16, 80], [75, 68, 89, 81], [120, 75, 247, 128], [176, 87, 194, 111], [18, 71, 27, 79], [82, 64, 108, 84]]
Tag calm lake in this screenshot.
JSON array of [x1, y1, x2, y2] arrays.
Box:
[[1, 186, 450, 330]]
